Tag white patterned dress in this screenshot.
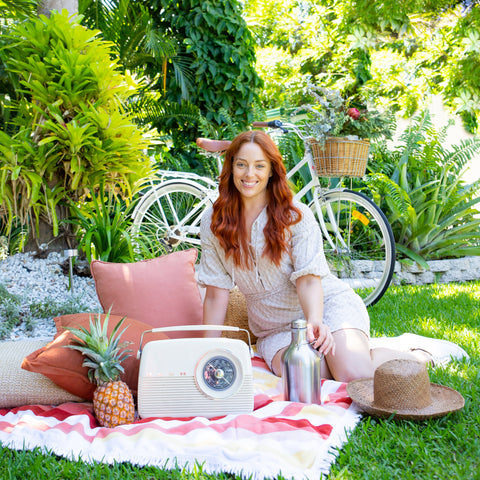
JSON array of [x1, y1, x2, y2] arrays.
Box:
[[197, 201, 370, 369]]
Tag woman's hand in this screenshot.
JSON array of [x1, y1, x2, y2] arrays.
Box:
[[307, 322, 336, 356]]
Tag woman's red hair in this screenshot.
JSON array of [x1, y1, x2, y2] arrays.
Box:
[[210, 130, 302, 268]]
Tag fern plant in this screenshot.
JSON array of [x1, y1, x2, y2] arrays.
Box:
[[365, 111, 480, 263]]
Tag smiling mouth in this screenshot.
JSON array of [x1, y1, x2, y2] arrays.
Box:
[[242, 181, 257, 187]]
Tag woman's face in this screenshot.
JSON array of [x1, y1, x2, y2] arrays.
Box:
[[232, 142, 272, 205]]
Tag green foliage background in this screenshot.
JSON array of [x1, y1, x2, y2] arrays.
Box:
[[244, 0, 480, 133], [365, 111, 480, 262], [77, 0, 264, 172], [143, 0, 263, 169]]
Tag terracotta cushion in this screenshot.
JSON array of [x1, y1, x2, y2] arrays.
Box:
[[91, 249, 203, 338], [22, 313, 168, 400]]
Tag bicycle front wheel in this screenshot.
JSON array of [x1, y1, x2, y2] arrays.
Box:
[[310, 189, 395, 307], [131, 180, 213, 252]]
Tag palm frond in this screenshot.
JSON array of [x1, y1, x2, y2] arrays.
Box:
[[1, 0, 37, 19], [170, 53, 196, 100], [393, 111, 434, 184], [130, 97, 201, 128], [445, 138, 480, 172], [144, 29, 177, 60], [365, 172, 411, 218]]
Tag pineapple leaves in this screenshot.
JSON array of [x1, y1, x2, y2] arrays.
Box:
[[65, 311, 132, 385]]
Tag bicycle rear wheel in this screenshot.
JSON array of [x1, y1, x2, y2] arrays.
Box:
[[131, 180, 213, 252], [310, 189, 395, 307]]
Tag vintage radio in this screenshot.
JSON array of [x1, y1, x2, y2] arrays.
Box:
[[137, 325, 254, 419]]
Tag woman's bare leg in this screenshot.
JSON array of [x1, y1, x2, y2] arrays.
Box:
[[325, 329, 429, 383], [324, 329, 374, 382], [270, 329, 429, 382], [371, 347, 431, 368]]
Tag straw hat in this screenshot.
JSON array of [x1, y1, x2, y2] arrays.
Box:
[[346, 359, 465, 420]]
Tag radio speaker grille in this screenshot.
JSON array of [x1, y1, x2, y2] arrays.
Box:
[[138, 376, 254, 418]]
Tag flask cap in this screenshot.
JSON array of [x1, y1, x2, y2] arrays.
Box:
[[291, 319, 307, 329]]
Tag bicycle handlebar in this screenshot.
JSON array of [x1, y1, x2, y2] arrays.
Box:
[[253, 120, 306, 140], [252, 120, 283, 129]]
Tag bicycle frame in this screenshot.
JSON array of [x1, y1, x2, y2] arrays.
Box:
[[140, 168, 218, 190], [134, 176, 217, 247]]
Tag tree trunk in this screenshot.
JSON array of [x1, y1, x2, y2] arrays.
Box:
[[38, 0, 78, 17], [24, 206, 78, 253], [27, 2, 79, 252]]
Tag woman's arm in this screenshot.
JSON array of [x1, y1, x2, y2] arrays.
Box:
[[202, 285, 230, 337], [296, 274, 335, 356]]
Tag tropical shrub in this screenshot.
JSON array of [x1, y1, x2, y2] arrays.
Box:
[[0, 10, 154, 244], [0, 0, 36, 20], [365, 111, 480, 263], [68, 184, 149, 264], [67, 185, 134, 263], [0, 216, 27, 259]]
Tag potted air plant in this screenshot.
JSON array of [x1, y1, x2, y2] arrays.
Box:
[[293, 81, 394, 177]]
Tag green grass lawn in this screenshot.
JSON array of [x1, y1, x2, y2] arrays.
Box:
[[0, 281, 478, 479]]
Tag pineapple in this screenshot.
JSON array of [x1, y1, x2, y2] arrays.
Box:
[[66, 312, 135, 428]]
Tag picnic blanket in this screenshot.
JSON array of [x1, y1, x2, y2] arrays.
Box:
[[0, 355, 361, 479]]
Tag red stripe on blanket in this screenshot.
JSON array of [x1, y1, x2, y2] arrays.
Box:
[[252, 357, 270, 369], [254, 394, 275, 409], [324, 383, 353, 408], [0, 401, 338, 441], [261, 417, 333, 438], [0, 402, 91, 418], [135, 414, 333, 437], [5, 414, 333, 441]]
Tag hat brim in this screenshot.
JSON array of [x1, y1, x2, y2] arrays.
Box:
[[347, 378, 465, 420]]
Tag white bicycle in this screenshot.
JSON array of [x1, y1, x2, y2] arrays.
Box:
[[132, 121, 395, 306]]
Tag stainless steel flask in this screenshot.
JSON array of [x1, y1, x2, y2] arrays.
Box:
[[281, 319, 323, 404]]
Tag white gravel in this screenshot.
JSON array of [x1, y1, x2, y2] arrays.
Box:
[[0, 252, 102, 341]]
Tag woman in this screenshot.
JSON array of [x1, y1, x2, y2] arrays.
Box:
[[197, 131, 467, 380]]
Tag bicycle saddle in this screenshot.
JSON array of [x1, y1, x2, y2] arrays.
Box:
[[196, 137, 231, 153]]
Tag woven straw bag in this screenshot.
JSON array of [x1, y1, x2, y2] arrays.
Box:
[[222, 287, 257, 344]]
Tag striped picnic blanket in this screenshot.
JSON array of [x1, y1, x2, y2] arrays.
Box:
[[0, 355, 361, 479]]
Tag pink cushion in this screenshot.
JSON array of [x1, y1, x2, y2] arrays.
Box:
[[91, 249, 203, 338]]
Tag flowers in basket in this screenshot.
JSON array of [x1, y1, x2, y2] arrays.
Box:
[[293, 81, 394, 148], [292, 81, 394, 177]]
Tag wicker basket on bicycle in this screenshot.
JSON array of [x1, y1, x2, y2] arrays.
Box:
[[308, 137, 370, 178]]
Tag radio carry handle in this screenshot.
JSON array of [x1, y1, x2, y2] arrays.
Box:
[[137, 325, 254, 359]]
